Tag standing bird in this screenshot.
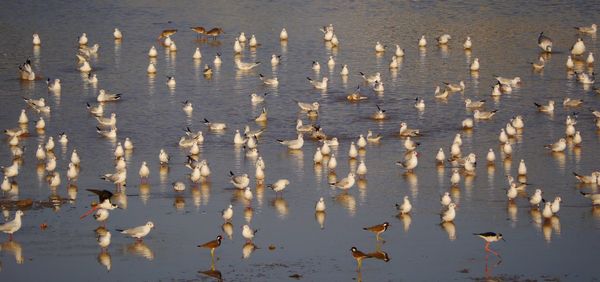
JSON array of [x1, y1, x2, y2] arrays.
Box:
[[473, 232, 504, 258], [117, 221, 154, 242], [363, 222, 390, 241], [571, 38, 586, 56], [0, 210, 23, 241], [396, 196, 412, 214], [537, 32, 553, 52], [267, 179, 290, 196], [242, 225, 257, 242], [222, 205, 233, 222], [198, 235, 222, 259]]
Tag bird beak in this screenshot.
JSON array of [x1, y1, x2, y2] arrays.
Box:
[[501, 238, 506, 242]]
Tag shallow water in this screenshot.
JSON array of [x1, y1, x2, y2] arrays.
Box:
[[1, 1, 600, 281]]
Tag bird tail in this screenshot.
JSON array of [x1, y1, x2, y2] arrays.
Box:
[[534, 103, 541, 108]]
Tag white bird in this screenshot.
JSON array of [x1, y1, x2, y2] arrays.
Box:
[[330, 172, 356, 190], [67, 163, 78, 182], [118, 222, 154, 241], [566, 55, 574, 69], [233, 39, 242, 54], [502, 142, 513, 156], [444, 81, 465, 92], [249, 35, 258, 47], [473, 109, 498, 120], [148, 46, 158, 57], [544, 138, 566, 152], [173, 181, 186, 192], [538, 32, 553, 52], [487, 149, 496, 163], [45, 136, 55, 151], [506, 183, 517, 201], [360, 72, 381, 84], [230, 171, 250, 189], [581, 192, 600, 205], [268, 179, 290, 195], [203, 118, 227, 131], [375, 41, 386, 52], [46, 78, 61, 92], [278, 134, 304, 150], [463, 37, 472, 49], [512, 116, 524, 129], [327, 56, 335, 68], [166, 76, 176, 87], [97, 229, 111, 250], [404, 137, 419, 151], [313, 148, 323, 164], [462, 118, 474, 129], [78, 33, 88, 45], [495, 76, 521, 87], [101, 169, 126, 187], [436, 148, 446, 164], [396, 196, 412, 214], [193, 47, 202, 59], [396, 151, 418, 171], [280, 28, 288, 40], [79, 61, 92, 72], [18, 59, 35, 80], [450, 169, 461, 186], [436, 34, 451, 44], [389, 56, 399, 69], [97, 89, 121, 102], [35, 144, 46, 161], [139, 161, 149, 180], [315, 197, 326, 212], [441, 193, 452, 206], [366, 131, 381, 143], [113, 28, 122, 39], [307, 77, 328, 90], [258, 74, 279, 86], [356, 160, 367, 177], [238, 32, 247, 42], [576, 72, 595, 84], [570, 38, 586, 56], [250, 93, 267, 104], [418, 35, 427, 47], [551, 197, 562, 214], [395, 45, 405, 57], [575, 23, 597, 34], [96, 113, 117, 127], [529, 189, 543, 207], [340, 64, 349, 75], [587, 52, 594, 65], [470, 58, 480, 71], [271, 54, 281, 66], [94, 209, 110, 225], [518, 160, 527, 175], [531, 57, 545, 70], [373, 81, 385, 92], [97, 127, 117, 139], [0, 210, 23, 240], [214, 53, 222, 65], [441, 203, 457, 222], [534, 100, 554, 113], [242, 225, 257, 242], [399, 122, 420, 137], [542, 202, 554, 219], [348, 142, 358, 158], [573, 131, 582, 146], [464, 98, 485, 109], [33, 33, 41, 45], [159, 149, 170, 165], [295, 119, 314, 132], [235, 60, 261, 71], [71, 150, 81, 166], [222, 204, 233, 221]]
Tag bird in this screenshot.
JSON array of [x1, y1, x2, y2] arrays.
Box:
[[544, 138, 566, 152], [570, 38, 586, 56], [32, 33, 41, 45], [0, 210, 23, 241], [158, 29, 177, 39], [444, 81, 465, 92], [94, 209, 110, 226], [473, 109, 498, 120], [190, 26, 206, 37], [268, 179, 290, 196], [537, 32, 553, 52], [278, 134, 304, 150], [280, 28, 288, 40], [222, 205, 233, 222], [473, 232, 504, 258], [574, 23, 597, 34], [372, 105, 386, 120], [418, 35, 427, 47], [530, 57, 545, 70], [198, 235, 222, 259], [350, 247, 372, 271], [203, 118, 227, 131], [396, 196, 412, 214], [117, 222, 154, 242], [315, 197, 326, 212], [463, 37, 472, 49], [307, 77, 328, 90], [573, 171, 600, 184], [534, 100, 555, 113], [235, 60, 261, 71], [581, 192, 600, 205], [18, 58, 35, 80], [396, 151, 418, 172], [242, 225, 257, 242], [470, 58, 480, 71], [230, 171, 250, 189], [330, 172, 356, 191], [464, 98, 486, 109], [441, 203, 457, 222], [437, 34, 452, 44], [360, 72, 381, 84], [205, 27, 224, 39], [441, 192, 452, 206], [258, 74, 278, 86], [529, 189, 543, 207]]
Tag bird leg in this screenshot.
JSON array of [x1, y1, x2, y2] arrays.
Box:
[[357, 258, 362, 272], [8, 234, 13, 241], [484, 242, 501, 258]]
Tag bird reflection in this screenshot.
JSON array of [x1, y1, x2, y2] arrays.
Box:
[[125, 241, 154, 260], [367, 243, 390, 262], [97, 250, 111, 271], [315, 211, 326, 229], [530, 208, 542, 229], [244, 207, 253, 223], [201, 182, 211, 205], [335, 193, 356, 216], [242, 242, 258, 259], [1, 240, 24, 264], [139, 183, 150, 205], [441, 222, 456, 241], [507, 202, 518, 225], [199, 262, 222, 281], [221, 222, 233, 240], [271, 197, 289, 218], [67, 183, 78, 200], [174, 196, 185, 210], [395, 213, 411, 232]]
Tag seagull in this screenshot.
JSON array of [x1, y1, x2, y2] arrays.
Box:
[[100, 169, 127, 187], [271, 54, 281, 66], [96, 113, 117, 127], [0, 211, 23, 241], [537, 32, 553, 52], [117, 221, 154, 242], [530, 57, 545, 70], [96, 127, 117, 139], [18, 58, 35, 80], [464, 98, 486, 109], [280, 28, 288, 40], [534, 100, 555, 113], [78, 32, 88, 45], [440, 192, 452, 206], [235, 60, 261, 71], [375, 41, 386, 52], [418, 35, 427, 47], [444, 81, 465, 92], [46, 78, 61, 92], [563, 98, 583, 107], [278, 134, 304, 150], [473, 109, 498, 120], [470, 58, 480, 71], [436, 34, 451, 44], [315, 197, 326, 212], [230, 171, 250, 189], [242, 225, 257, 242], [268, 179, 290, 196], [529, 189, 543, 207], [296, 119, 314, 132], [581, 192, 600, 205], [307, 77, 328, 90], [259, 74, 279, 86], [203, 118, 227, 131], [495, 76, 521, 87], [222, 205, 233, 222], [399, 122, 420, 137], [360, 72, 381, 84], [441, 203, 457, 222], [573, 171, 600, 184], [570, 38, 586, 56], [544, 138, 566, 152], [372, 105, 386, 120], [396, 196, 412, 214], [97, 89, 121, 102], [575, 23, 597, 34], [330, 172, 356, 190], [576, 72, 595, 84], [33, 33, 41, 45], [396, 151, 418, 172], [166, 76, 176, 87], [463, 37, 472, 49], [473, 232, 504, 258], [340, 64, 349, 75]]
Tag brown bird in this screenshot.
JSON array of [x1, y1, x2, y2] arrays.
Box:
[[363, 222, 390, 241], [205, 27, 224, 39], [198, 235, 222, 258], [190, 26, 206, 37], [158, 29, 177, 39], [350, 247, 371, 271]]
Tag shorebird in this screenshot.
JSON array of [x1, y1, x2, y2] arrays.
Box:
[[473, 232, 504, 258], [268, 179, 290, 196], [242, 225, 257, 242], [396, 196, 412, 214], [0, 210, 23, 241], [574, 23, 597, 34], [117, 221, 154, 242], [538, 32, 553, 52], [80, 189, 119, 219], [198, 235, 222, 259]]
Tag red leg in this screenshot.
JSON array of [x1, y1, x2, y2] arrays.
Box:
[[9, 234, 13, 241], [80, 205, 99, 219]]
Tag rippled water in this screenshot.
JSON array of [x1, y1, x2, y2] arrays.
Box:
[[1, 1, 600, 281]]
